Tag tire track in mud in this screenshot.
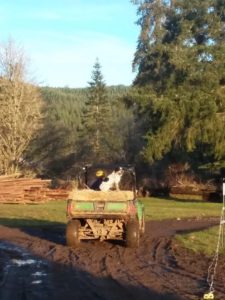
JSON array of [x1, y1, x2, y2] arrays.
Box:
[[81, 219, 222, 300], [72, 219, 224, 300], [140, 237, 202, 300], [0, 218, 225, 300], [97, 237, 181, 298], [141, 220, 225, 300]]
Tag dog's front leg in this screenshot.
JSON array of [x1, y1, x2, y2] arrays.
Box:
[[115, 182, 120, 191]]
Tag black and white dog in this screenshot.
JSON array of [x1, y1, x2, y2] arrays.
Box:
[[99, 167, 124, 191]]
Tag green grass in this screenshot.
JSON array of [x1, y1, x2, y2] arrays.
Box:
[[0, 197, 222, 225], [0, 201, 67, 227], [141, 197, 222, 220], [0, 197, 223, 255], [176, 226, 225, 256]]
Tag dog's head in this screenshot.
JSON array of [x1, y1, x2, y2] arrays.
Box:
[[114, 167, 124, 177]]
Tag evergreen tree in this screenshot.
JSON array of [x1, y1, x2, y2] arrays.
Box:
[[132, 0, 225, 165], [79, 59, 115, 163]]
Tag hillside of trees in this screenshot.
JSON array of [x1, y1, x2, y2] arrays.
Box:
[[25, 75, 139, 177]]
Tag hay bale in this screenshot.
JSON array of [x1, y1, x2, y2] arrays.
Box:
[[68, 189, 134, 201]]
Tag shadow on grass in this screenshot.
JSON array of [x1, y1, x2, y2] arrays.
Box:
[[145, 194, 221, 203], [157, 195, 206, 203], [0, 217, 66, 245], [0, 218, 127, 247]]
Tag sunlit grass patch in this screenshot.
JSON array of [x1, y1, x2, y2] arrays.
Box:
[[0, 197, 222, 227], [176, 226, 225, 256], [141, 197, 222, 221], [0, 201, 67, 227]]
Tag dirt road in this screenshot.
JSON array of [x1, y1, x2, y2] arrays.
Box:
[[0, 218, 224, 300]]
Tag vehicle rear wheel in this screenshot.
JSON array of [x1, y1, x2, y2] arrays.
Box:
[[126, 220, 140, 248], [66, 219, 80, 247]]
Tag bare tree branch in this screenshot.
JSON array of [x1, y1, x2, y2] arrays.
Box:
[[0, 39, 43, 174]]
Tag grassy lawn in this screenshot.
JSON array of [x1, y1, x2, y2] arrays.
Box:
[[0, 201, 68, 227], [0, 197, 223, 255], [176, 226, 224, 256], [141, 197, 222, 220]]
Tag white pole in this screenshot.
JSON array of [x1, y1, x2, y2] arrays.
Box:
[[223, 178, 225, 196]]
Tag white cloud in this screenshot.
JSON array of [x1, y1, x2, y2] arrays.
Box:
[[30, 11, 62, 21]]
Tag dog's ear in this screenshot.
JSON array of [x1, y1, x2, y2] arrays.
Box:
[[118, 167, 124, 175], [114, 166, 123, 173]]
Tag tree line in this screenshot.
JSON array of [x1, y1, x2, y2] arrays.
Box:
[[0, 0, 225, 179]]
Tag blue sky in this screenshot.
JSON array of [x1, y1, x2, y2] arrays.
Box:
[[1, 0, 139, 87]]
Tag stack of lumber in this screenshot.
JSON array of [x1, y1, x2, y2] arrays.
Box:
[[0, 175, 136, 204], [0, 175, 70, 204]]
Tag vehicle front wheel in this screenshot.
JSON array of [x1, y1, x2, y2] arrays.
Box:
[[66, 219, 80, 247], [126, 220, 140, 248]]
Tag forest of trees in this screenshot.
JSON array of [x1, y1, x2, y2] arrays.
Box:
[[25, 65, 136, 177], [0, 0, 225, 181], [130, 0, 225, 172]]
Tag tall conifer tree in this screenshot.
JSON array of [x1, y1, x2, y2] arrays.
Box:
[[132, 0, 225, 164], [79, 59, 114, 163]]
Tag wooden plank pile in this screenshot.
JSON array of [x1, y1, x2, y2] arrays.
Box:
[[0, 175, 70, 204]]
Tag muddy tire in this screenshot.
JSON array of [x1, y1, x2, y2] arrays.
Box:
[[66, 219, 80, 247], [126, 220, 140, 248]]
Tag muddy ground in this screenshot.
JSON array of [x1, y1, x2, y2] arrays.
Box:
[[0, 218, 224, 300]]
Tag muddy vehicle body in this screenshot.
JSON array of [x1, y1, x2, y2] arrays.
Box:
[[66, 165, 145, 248]]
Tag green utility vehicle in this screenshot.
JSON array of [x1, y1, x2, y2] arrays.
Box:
[[66, 166, 145, 248]]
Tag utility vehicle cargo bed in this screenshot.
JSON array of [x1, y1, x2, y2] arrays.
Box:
[[68, 190, 134, 201]]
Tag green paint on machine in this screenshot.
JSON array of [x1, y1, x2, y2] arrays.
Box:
[[105, 202, 127, 212], [75, 202, 94, 211]]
